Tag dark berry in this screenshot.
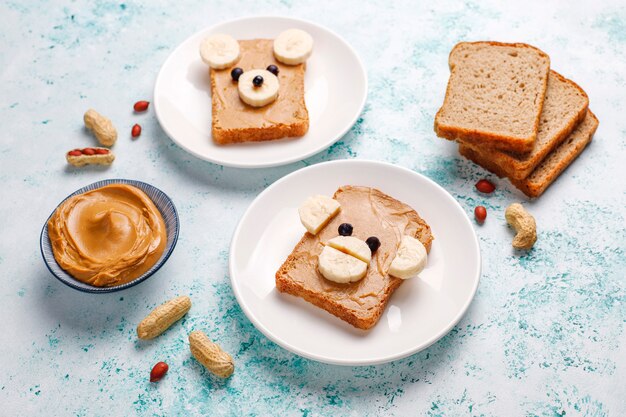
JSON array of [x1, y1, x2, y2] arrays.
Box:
[[230, 67, 243, 82], [252, 75, 264, 87], [338, 223, 353, 236], [366, 237, 381, 253], [266, 65, 279, 76]]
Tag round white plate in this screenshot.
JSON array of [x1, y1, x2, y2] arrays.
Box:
[[154, 16, 368, 168], [230, 160, 481, 365]]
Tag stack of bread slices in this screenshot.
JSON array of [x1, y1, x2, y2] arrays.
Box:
[[434, 41, 598, 198]]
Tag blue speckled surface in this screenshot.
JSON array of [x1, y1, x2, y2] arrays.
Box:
[[1, 1, 625, 416]]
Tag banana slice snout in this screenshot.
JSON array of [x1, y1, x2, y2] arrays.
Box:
[[318, 236, 371, 284], [273, 29, 313, 65], [298, 195, 340, 235], [237, 69, 280, 107], [199, 34, 240, 69], [318, 246, 367, 284], [327, 236, 371, 264], [388, 235, 428, 279]]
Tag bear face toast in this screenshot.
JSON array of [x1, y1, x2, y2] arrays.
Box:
[[275, 186, 434, 330], [199, 31, 312, 145]]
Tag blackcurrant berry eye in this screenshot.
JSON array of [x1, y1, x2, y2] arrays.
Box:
[[266, 65, 279, 76], [338, 223, 353, 236], [366, 237, 381, 253], [230, 67, 243, 82]]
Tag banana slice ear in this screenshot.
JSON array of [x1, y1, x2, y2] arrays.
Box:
[[273, 29, 313, 65], [388, 235, 428, 279], [199, 34, 240, 69], [298, 195, 340, 235]]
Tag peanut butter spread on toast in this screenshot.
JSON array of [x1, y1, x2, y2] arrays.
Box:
[[211, 39, 308, 129], [280, 186, 433, 312]]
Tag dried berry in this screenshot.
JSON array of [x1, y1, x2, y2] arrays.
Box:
[[252, 75, 264, 87], [366, 236, 381, 253], [338, 223, 353, 236], [230, 67, 244, 82], [266, 65, 279, 76]]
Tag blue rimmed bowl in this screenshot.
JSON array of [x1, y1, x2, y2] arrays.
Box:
[[40, 179, 180, 293]]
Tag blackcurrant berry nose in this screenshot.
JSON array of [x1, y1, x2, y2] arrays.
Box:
[[252, 75, 264, 87]]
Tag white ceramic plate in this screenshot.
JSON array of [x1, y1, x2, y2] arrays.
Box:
[[230, 160, 481, 365], [154, 16, 368, 168]]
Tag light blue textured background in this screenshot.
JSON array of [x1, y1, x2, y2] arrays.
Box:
[[1, 1, 625, 416]]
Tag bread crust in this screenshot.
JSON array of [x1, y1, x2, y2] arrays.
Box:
[[275, 186, 433, 330], [459, 111, 598, 198], [434, 41, 551, 153], [275, 264, 404, 330], [460, 71, 589, 180], [212, 118, 309, 144]]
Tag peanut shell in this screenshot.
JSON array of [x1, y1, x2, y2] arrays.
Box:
[[137, 296, 191, 340]]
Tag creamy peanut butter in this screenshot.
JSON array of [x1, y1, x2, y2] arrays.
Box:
[[211, 39, 308, 129], [48, 184, 167, 287], [283, 186, 433, 312]]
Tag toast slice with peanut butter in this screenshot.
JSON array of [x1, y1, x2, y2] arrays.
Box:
[[210, 39, 309, 144], [275, 186, 433, 330]]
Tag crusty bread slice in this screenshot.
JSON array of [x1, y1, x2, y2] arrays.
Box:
[[275, 186, 433, 330], [459, 111, 598, 197], [435, 41, 550, 153], [460, 71, 588, 180], [210, 39, 309, 144]]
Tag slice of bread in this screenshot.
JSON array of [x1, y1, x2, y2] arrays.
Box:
[[275, 186, 433, 330], [210, 39, 309, 144], [459, 111, 598, 197], [460, 71, 589, 180], [435, 41, 550, 153]]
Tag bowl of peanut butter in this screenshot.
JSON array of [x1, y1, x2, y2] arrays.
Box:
[[40, 179, 179, 293]]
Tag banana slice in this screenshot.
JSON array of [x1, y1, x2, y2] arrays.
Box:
[[318, 246, 368, 284], [273, 29, 313, 65], [298, 195, 340, 235], [199, 34, 240, 69], [388, 235, 428, 279], [237, 69, 280, 107], [327, 236, 371, 264]]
